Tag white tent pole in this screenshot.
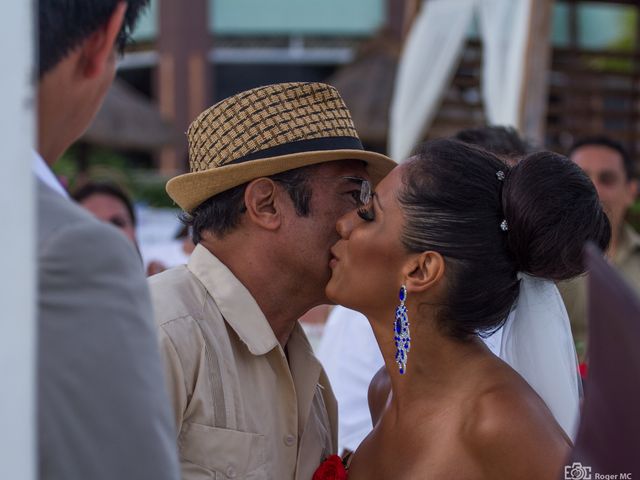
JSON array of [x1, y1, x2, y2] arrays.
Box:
[[0, 1, 36, 479]]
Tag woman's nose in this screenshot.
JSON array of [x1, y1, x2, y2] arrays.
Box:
[[336, 210, 355, 239]]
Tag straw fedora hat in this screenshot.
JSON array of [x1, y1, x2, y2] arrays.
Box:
[[167, 82, 397, 212]]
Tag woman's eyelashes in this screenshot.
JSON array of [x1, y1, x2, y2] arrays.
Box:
[[357, 205, 375, 222]]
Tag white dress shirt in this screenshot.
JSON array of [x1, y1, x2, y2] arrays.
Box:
[[317, 307, 383, 453], [33, 150, 68, 197]]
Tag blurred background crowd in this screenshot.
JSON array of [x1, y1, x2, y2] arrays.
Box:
[[40, 0, 640, 460], [59, 0, 640, 336]]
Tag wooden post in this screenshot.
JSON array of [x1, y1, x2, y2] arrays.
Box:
[[568, 0, 578, 48], [0, 2, 36, 479], [157, 0, 211, 175], [518, 0, 555, 146], [387, 0, 405, 40]]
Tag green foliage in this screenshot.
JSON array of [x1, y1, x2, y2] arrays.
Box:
[[131, 170, 177, 208], [589, 9, 637, 73], [627, 199, 640, 233], [54, 144, 176, 208]]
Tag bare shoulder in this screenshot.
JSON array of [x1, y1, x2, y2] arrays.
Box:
[[462, 380, 570, 479], [367, 366, 391, 427]]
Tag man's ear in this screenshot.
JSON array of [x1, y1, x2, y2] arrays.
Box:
[[244, 178, 282, 231], [79, 1, 127, 79], [402, 251, 445, 294]]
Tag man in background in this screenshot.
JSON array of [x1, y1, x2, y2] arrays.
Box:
[[562, 136, 640, 360], [36, 1, 178, 478], [453, 125, 532, 165]]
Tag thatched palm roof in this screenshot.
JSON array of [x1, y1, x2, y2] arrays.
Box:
[[328, 33, 400, 149], [83, 79, 180, 151]]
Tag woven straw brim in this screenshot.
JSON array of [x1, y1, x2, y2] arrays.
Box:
[[167, 149, 397, 212]]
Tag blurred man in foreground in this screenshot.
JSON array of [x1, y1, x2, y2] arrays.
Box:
[[36, 1, 178, 478]]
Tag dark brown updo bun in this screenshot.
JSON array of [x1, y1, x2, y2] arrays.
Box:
[[400, 140, 610, 339]]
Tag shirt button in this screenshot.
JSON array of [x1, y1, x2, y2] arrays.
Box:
[[284, 434, 296, 446], [226, 466, 237, 478]]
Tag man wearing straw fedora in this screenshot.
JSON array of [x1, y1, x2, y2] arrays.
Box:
[[149, 82, 395, 479]]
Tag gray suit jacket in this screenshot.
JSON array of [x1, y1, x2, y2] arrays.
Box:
[[37, 179, 179, 480]]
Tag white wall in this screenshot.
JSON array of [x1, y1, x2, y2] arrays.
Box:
[[0, 1, 36, 479]]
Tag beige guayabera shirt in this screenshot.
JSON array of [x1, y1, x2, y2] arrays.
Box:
[[560, 223, 640, 361], [149, 245, 338, 480]]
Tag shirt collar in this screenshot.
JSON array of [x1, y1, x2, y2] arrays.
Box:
[[187, 244, 280, 356], [626, 224, 640, 249], [187, 244, 326, 433], [619, 223, 640, 256], [32, 151, 68, 198]]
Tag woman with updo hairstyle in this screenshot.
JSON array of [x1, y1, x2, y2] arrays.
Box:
[[325, 139, 610, 479]]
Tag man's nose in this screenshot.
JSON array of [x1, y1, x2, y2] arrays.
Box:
[[336, 210, 355, 239]]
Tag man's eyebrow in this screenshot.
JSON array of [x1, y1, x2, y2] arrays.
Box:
[[341, 176, 367, 184]]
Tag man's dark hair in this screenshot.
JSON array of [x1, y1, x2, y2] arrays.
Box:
[[72, 181, 136, 226], [181, 166, 315, 244], [39, 0, 150, 77], [401, 139, 610, 340], [453, 126, 533, 163], [568, 135, 635, 180]]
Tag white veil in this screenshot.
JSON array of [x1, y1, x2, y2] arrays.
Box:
[[497, 274, 582, 441]]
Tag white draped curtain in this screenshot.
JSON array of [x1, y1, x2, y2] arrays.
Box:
[[0, 2, 36, 479], [389, 0, 534, 161]]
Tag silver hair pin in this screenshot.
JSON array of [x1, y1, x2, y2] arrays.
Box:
[[496, 170, 505, 181], [500, 219, 508, 231]]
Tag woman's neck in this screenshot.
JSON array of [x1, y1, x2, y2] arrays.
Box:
[[367, 307, 490, 413]]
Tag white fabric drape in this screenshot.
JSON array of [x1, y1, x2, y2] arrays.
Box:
[[389, 0, 534, 161], [479, 0, 532, 126], [389, 0, 475, 161]]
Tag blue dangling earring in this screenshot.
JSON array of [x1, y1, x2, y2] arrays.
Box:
[[394, 285, 411, 374]]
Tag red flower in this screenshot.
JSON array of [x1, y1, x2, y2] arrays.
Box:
[[313, 455, 348, 480], [579, 362, 588, 379]]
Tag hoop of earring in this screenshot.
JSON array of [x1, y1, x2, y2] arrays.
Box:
[[394, 285, 411, 374]]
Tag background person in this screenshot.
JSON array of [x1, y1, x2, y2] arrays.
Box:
[[453, 125, 534, 165], [73, 180, 179, 275], [72, 181, 137, 244], [561, 136, 640, 362], [140, 224, 195, 276]]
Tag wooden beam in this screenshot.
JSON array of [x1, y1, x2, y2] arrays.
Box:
[[568, 1, 577, 49], [518, 0, 555, 146], [157, 0, 211, 175], [386, 0, 422, 42]]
